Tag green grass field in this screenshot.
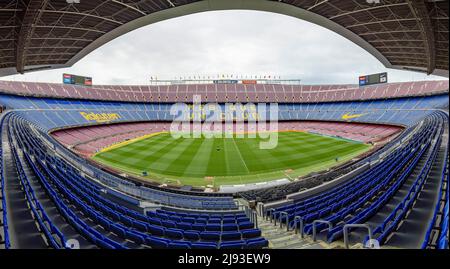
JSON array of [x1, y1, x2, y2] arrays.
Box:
[[92, 132, 371, 187]]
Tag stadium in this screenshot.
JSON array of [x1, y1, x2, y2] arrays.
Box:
[[0, 0, 448, 253]]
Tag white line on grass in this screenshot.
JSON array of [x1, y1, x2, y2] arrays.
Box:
[[230, 137, 250, 174]]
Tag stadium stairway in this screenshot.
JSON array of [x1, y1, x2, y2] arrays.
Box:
[[345, 116, 448, 249], [259, 112, 448, 249], [256, 215, 343, 249], [15, 148, 97, 249], [383, 120, 448, 248], [237, 199, 327, 249], [1, 120, 47, 248], [256, 133, 445, 250]]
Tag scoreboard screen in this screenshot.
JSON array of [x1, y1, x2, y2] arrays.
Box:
[[213, 80, 238, 84], [359, 72, 387, 87], [63, 74, 92, 86]]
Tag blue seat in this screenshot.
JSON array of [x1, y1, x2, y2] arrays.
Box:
[[110, 211, 121, 221], [133, 220, 148, 232], [169, 216, 182, 222], [221, 231, 241, 241], [219, 240, 245, 249], [241, 229, 261, 239], [161, 220, 177, 229], [145, 236, 169, 249], [169, 241, 191, 249], [206, 224, 221, 231], [223, 224, 238, 231], [304, 212, 319, 223], [110, 224, 126, 238], [195, 219, 207, 224], [177, 212, 188, 218], [191, 223, 206, 231], [200, 231, 220, 241], [183, 217, 196, 224], [147, 224, 165, 236], [245, 238, 269, 249], [191, 242, 217, 249], [126, 230, 145, 245], [176, 222, 192, 230], [129, 211, 147, 222], [157, 214, 169, 220], [208, 218, 221, 224], [117, 206, 128, 215], [236, 213, 247, 218], [165, 228, 184, 240], [97, 216, 110, 230], [147, 217, 162, 226], [319, 208, 331, 218], [223, 218, 236, 224], [146, 211, 157, 218], [183, 230, 200, 241], [238, 222, 254, 230]]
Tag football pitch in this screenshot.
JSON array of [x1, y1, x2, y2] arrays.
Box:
[[92, 131, 371, 187]]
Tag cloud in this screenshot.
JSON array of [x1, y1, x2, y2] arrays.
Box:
[[2, 10, 447, 85]]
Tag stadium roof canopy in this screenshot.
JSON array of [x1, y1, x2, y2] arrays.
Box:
[[0, 0, 448, 77]]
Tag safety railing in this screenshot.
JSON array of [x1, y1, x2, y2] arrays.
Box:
[[343, 224, 374, 249], [312, 220, 333, 242]]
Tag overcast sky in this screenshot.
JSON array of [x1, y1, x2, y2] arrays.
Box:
[[2, 10, 447, 85]]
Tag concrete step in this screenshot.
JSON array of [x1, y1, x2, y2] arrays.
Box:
[[257, 215, 329, 249]]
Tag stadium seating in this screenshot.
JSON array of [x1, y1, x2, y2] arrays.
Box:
[[421, 117, 449, 249], [266, 112, 447, 246], [10, 137, 67, 248], [0, 114, 11, 249], [0, 79, 448, 249], [5, 114, 266, 249], [0, 94, 448, 132], [0, 80, 447, 103], [52, 122, 167, 156], [241, 116, 445, 203], [361, 114, 445, 245]]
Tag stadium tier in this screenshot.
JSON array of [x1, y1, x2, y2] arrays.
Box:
[[266, 112, 448, 246], [0, 93, 448, 131], [0, 80, 448, 250], [0, 80, 447, 103]]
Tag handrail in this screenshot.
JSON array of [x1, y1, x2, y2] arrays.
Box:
[[279, 212, 289, 230], [343, 224, 374, 249], [312, 220, 333, 242], [257, 203, 264, 217], [291, 216, 304, 238], [253, 211, 258, 229], [267, 208, 275, 222]]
